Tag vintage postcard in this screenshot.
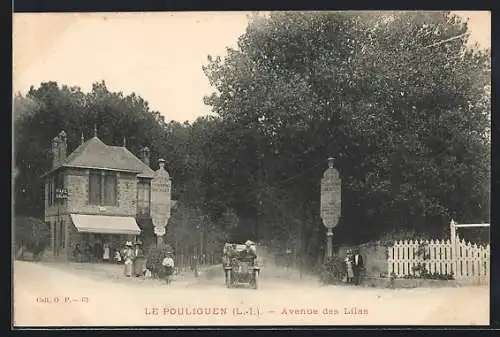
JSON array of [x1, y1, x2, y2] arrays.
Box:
[[12, 10, 491, 327]]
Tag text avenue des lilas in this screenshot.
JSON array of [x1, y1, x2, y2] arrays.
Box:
[[145, 306, 368, 316]]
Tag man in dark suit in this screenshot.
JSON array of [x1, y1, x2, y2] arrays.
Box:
[[353, 249, 364, 285]]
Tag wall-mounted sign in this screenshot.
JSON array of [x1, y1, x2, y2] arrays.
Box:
[[55, 188, 68, 200]]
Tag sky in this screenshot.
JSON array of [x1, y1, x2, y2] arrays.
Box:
[[13, 11, 491, 123]]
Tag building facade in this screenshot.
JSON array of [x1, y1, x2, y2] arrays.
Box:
[[42, 129, 158, 261]]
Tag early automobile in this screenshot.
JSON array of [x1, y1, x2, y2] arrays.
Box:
[[222, 240, 260, 289]]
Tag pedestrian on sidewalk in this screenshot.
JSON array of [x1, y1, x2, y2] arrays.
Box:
[[133, 241, 146, 277], [345, 250, 354, 284], [353, 248, 364, 285], [162, 252, 175, 284], [114, 249, 122, 264], [123, 241, 135, 277], [102, 243, 110, 262], [73, 243, 83, 263]]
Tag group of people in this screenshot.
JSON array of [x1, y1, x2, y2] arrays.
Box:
[[121, 241, 147, 277], [344, 249, 364, 285], [72, 239, 175, 283], [72, 241, 116, 263], [121, 241, 175, 283], [222, 240, 257, 266]]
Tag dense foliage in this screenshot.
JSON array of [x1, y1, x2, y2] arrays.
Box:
[[14, 216, 51, 260], [319, 256, 347, 284], [202, 11, 490, 251], [14, 11, 490, 269]]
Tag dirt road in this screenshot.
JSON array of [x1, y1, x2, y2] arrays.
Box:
[[13, 261, 489, 326]]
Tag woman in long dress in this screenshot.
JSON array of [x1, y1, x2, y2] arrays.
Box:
[[102, 243, 110, 262], [123, 242, 135, 277], [133, 241, 146, 277]]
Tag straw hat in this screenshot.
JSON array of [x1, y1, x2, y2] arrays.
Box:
[[245, 240, 255, 246], [125, 241, 133, 247]]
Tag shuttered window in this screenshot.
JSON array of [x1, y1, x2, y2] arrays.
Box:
[[89, 170, 118, 205], [104, 173, 117, 206], [89, 170, 101, 204], [137, 178, 151, 216]]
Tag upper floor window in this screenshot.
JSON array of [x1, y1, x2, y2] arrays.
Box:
[[104, 173, 117, 205], [48, 172, 64, 207], [89, 170, 117, 206], [48, 176, 54, 207], [137, 178, 151, 217]]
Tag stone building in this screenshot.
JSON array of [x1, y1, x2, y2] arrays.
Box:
[[42, 129, 160, 261]]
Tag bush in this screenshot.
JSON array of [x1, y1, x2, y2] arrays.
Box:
[[319, 256, 347, 285], [402, 271, 455, 281], [145, 243, 173, 279], [14, 216, 50, 261]]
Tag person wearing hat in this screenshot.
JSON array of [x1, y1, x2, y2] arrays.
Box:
[[162, 252, 175, 284], [245, 240, 257, 264], [245, 240, 256, 253], [344, 249, 354, 284], [123, 241, 135, 277]]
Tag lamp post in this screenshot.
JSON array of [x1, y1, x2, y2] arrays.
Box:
[[200, 215, 207, 265], [194, 224, 200, 278]]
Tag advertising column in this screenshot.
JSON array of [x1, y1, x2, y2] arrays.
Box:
[[150, 159, 172, 246], [320, 157, 341, 259]]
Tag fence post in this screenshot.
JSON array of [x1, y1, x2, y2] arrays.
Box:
[[450, 219, 457, 277], [387, 244, 393, 277]]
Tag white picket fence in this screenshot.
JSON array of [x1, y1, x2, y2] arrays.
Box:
[[454, 239, 490, 284], [387, 222, 490, 285]]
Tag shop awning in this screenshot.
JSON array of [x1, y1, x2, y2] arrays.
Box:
[[70, 214, 141, 235]]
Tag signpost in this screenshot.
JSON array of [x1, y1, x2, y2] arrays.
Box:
[[153, 226, 166, 237], [320, 157, 341, 259], [150, 159, 172, 246]]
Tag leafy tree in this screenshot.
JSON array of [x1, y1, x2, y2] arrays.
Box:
[[13, 12, 490, 269], [203, 11, 490, 261], [13, 81, 172, 217], [14, 216, 51, 260]]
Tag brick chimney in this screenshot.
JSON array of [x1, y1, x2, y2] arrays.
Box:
[[139, 146, 151, 167], [52, 136, 60, 168], [58, 130, 67, 164]]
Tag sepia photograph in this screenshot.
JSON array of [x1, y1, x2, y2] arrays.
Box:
[[12, 10, 491, 327]]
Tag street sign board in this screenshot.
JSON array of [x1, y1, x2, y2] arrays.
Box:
[[55, 188, 68, 199], [151, 160, 172, 231], [320, 159, 341, 229], [153, 226, 166, 236]]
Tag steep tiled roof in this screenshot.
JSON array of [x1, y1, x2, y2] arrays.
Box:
[[44, 137, 155, 178]]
